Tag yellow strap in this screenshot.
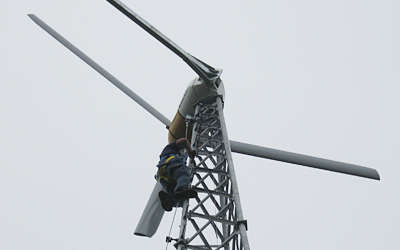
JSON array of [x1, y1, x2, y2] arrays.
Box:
[[157, 165, 176, 184], [164, 155, 176, 163], [157, 157, 177, 184]]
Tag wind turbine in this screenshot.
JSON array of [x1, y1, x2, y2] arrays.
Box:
[[28, 0, 380, 249]]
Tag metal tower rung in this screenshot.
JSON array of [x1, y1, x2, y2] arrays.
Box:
[[176, 97, 250, 250]]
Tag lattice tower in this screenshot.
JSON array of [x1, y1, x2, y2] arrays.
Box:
[[175, 97, 250, 250]]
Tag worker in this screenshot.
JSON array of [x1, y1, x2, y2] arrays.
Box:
[[156, 138, 197, 211]]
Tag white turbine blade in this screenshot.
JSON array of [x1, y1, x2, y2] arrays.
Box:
[[106, 0, 222, 84], [134, 182, 165, 237], [230, 140, 380, 180], [28, 14, 171, 127]]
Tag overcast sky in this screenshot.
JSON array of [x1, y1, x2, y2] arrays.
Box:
[[1, 0, 399, 249]]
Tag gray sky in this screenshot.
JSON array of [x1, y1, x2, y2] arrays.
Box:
[[1, 0, 399, 249]]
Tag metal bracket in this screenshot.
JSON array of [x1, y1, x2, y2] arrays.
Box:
[[173, 238, 188, 249], [166, 236, 178, 243], [235, 220, 248, 231], [185, 115, 200, 124]]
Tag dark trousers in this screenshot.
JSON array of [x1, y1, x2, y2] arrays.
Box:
[[158, 160, 191, 206]]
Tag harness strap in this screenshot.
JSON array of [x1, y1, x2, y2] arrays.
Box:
[[156, 155, 182, 184], [157, 165, 177, 184]]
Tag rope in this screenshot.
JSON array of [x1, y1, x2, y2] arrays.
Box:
[[165, 206, 178, 250], [168, 129, 178, 140], [185, 119, 189, 140]]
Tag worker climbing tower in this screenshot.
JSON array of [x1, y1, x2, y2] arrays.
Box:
[[29, 1, 380, 249], [174, 96, 250, 250]]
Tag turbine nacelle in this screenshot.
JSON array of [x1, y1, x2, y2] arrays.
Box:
[[179, 77, 225, 118], [168, 77, 225, 143]]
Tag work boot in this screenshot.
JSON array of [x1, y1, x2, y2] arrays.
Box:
[[158, 190, 173, 212], [173, 189, 198, 200]]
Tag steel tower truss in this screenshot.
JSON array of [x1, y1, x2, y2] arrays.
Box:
[[175, 97, 250, 250]]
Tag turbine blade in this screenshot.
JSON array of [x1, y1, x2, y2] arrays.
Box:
[[28, 14, 171, 127], [134, 182, 165, 237], [230, 140, 380, 180], [106, 0, 222, 84]]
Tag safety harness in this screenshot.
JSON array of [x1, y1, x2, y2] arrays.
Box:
[[156, 154, 186, 184]]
